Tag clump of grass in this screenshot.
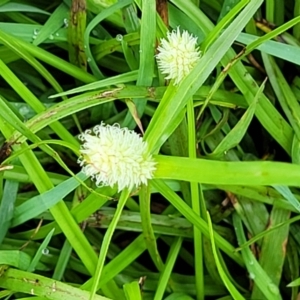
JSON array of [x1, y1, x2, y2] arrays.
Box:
[[1, 0, 300, 299]]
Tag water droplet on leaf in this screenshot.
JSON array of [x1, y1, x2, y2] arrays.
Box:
[[267, 283, 279, 294], [64, 18, 69, 27], [116, 34, 123, 42], [42, 248, 49, 255]]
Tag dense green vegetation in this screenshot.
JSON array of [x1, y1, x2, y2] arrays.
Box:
[[1, 0, 300, 299]]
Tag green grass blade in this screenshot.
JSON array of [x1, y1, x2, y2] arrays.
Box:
[[11, 172, 87, 227], [50, 70, 139, 98], [33, 3, 69, 46], [155, 155, 300, 186], [0, 28, 96, 83], [122, 0, 156, 128], [89, 189, 130, 300], [237, 215, 300, 250], [262, 54, 300, 141], [0, 2, 49, 14], [0, 180, 18, 244], [251, 207, 290, 299], [0, 268, 111, 300], [288, 278, 300, 287], [154, 237, 183, 300], [84, 0, 132, 78], [152, 179, 244, 266], [233, 213, 281, 300], [207, 212, 245, 299], [139, 184, 164, 271], [187, 99, 204, 299], [52, 239, 73, 280], [210, 87, 257, 157], [0, 60, 77, 145], [124, 281, 142, 300], [0, 251, 31, 270], [273, 185, 300, 212], [0, 114, 115, 296], [27, 228, 55, 272], [202, 0, 249, 51], [81, 234, 146, 290]]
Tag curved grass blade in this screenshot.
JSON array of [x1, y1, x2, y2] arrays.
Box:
[[7, 85, 246, 145], [84, 0, 132, 78], [0, 28, 96, 83], [0, 60, 77, 145], [0, 2, 50, 14], [207, 212, 244, 299]]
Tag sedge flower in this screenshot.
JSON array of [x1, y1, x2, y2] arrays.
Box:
[[78, 123, 156, 192], [156, 27, 201, 85]]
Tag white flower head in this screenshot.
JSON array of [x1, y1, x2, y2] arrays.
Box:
[[156, 27, 201, 85], [78, 123, 156, 192]]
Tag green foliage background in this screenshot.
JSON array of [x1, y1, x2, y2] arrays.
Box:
[[1, 0, 300, 299]]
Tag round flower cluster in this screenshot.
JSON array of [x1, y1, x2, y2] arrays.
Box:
[[156, 27, 201, 85], [78, 123, 156, 192]]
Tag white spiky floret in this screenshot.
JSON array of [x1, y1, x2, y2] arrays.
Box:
[[156, 27, 201, 85], [78, 123, 156, 192]]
